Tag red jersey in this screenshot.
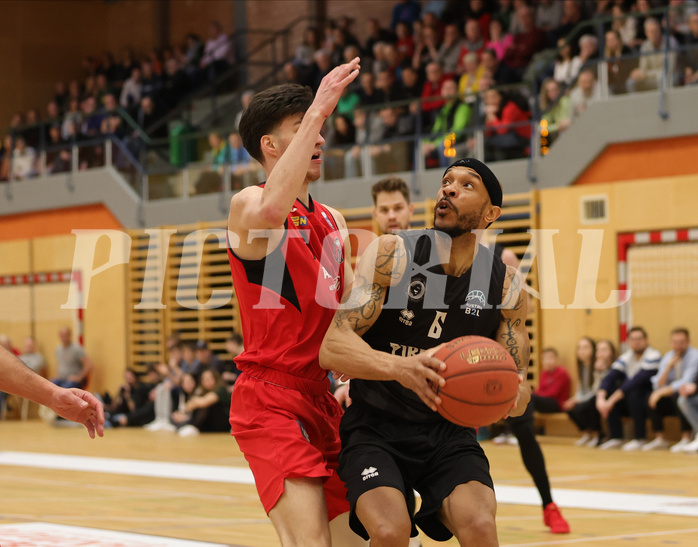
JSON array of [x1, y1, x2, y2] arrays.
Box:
[[227, 192, 345, 386]]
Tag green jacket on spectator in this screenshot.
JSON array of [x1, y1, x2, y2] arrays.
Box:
[[427, 99, 471, 145], [542, 95, 572, 134]]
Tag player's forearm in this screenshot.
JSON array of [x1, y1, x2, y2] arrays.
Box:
[[0, 348, 60, 408], [320, 327, 399, 381], [261, 109, 326, 224]]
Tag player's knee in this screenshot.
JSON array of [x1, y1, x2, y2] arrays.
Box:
[[453, 511, 497, 545], [365, 516, 411, 546]]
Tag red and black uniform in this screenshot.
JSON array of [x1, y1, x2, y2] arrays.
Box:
[[227, 190, 348, 518]]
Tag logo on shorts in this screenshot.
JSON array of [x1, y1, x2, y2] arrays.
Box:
[[361, 467, 379, 481]]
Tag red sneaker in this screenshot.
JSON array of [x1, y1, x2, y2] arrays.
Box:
[[543, 503, 570, 534]]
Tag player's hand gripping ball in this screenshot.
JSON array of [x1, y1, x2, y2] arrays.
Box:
[[433, 335, 519, 427]]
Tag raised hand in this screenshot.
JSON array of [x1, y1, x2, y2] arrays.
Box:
[[311, 57, 361, 120]]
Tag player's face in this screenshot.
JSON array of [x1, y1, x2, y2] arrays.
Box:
[[434, 166, 499, 237], [274, 113, 325, 183], [374, 191, 413, 234]]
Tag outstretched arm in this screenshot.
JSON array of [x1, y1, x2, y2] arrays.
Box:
[[0, 346, 104, 438], [496, 265, 531, 417], [320, 236, 446, 410]]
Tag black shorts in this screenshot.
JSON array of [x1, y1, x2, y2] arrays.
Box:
[[338, 402, 494, 541]]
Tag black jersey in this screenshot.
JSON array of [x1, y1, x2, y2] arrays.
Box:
[[350, 229, 507, 423]]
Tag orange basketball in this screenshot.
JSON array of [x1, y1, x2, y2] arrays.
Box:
[[434, 335, 520, 428]]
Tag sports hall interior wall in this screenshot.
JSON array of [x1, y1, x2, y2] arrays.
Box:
[[538, 174, 698, 379]]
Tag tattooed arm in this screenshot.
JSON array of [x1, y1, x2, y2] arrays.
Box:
[[320, 235, 446, 410], [496, 265, 531, 417]]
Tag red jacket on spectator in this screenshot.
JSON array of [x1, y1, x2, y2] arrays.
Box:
[[503, 28, 547, 70], [485, 100, 531, 139], [420, 75, 449, 112], [535, 365, 571, 410]]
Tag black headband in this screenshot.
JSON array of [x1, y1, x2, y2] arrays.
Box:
[[443, 158, 503, 207]]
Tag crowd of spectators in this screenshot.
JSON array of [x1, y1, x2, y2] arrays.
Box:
[[3, 1, 698, 183], [106, 333, 242, 436], [1, 20, 234, 181], [493, 326, 698, 454]]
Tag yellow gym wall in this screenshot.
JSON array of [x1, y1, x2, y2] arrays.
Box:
[[0, 234, 128, 395], [538, 174, 698, 376]]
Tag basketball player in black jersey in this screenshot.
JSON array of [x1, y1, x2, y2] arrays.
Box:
[[320, 158, 530, 546]]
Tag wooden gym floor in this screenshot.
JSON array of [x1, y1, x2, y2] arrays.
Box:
[[1, 420, 698, 546]]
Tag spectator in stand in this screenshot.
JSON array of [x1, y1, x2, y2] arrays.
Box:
[[569, 68, 600, 118], [194, 340, 222, 374], [483, 87, 531, 161], [194, 132, 226, 194], [309, 49, 333, 91], [200, 21, 234, 76], [549, 0, 585, 48], [233, 90, 255, 131], [597, 326, 661, 451], [9, 112, 24, 138], [503, 6, 548, 80], [370, 42, 389, 77], [531, 348, 571, 414], [53, 326, 94, 390], [217, 333, 242, 392], [336, 86, 361, 121], [95, 74, 112, 105], [115, 49, 137, 87], [399, 65, 422, 100], [179, 343, 201, 378], [390, 0, 421, 31], [357, 71, 382, 106], [494, 0, 515, 32], [458, 51, 487, 99], [553, 38, 577, 86], [68, 79, 82, 104], [458, 18, 487, 71], [136, 96, 166, 139], [107, 366, 160, 428], [395, 21, 414, 65], [227, 132, 252, 190], [678, 362, 698, 453], [83, 76, 97, 100], [536, 0, 563, 32], [23, 109, 42, 149], [482, 47, 518, 86], [96, 51, 117, 84], [467, 0, 492, 41], [100, 93, 125, 138], [375, 69, 405, 104], [605, 29, 636, 95], [162, 58, 190, 109], [486, 18, 514, 61], [344, 107, 368, 178], [627, 18, 679, 92], [508, 0, 529, 36], [324, 114, 356, 179], [631, 0, 654, 48], [172, 368, 232, 437], [644, 328, 698, 451], [564, 338, 614, 447], [368, 106, 414, 174], [140, 61, 161, 99], [46, 126, 71, 174], [423, 78, 472, 167], [411, 25, 440, 70], [681, 12, 698, 86], [46, 101, 61, 128], [419, 61, 448, 125], [423, 0, 447, 19], [282, 62, 303, 86], [185, 33, 204, 68], [437, 23, 464, 75], [294, 27, 321, 69], [55, 81, 68, 110], [62, 98, 83, 140], [18, 336, 46, 375], [120, 67, 142, 109], [539, 77, 572, 143], [570, 35, 600, 82], [365, 18, 396, 57], [611, 4, 638, 48], [11, 137, 38, 180]]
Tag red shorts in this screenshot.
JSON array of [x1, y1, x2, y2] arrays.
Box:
[[230, 370, 350, 520]]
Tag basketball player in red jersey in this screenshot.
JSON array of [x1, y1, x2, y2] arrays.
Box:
[[320, 159, 531, 546], [227, 58, 441, 546]]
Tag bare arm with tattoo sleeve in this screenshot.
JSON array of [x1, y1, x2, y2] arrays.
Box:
[[496, 265, 531, 417], [320, 235, 446, 410]]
